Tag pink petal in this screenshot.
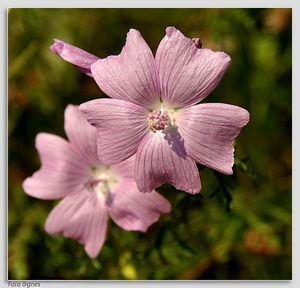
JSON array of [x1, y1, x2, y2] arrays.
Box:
[[135, 131, 201, 194], [109, 181, 171, 232], [110, 155, 136, 180], [22, 133, 89, 200], [79, 99, 148, 165], [64, 104, 99, 166], [45, 191, 108, 258], [176, 103, 250, 174], [155, 26, 231, 108], [50, 39, 99, 77], [90, 29, 161, 110]]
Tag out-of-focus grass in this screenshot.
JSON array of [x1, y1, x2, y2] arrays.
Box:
[[8, 8, 292, 280]]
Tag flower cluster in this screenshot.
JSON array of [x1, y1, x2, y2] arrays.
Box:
[[23, 26, 249, 258]]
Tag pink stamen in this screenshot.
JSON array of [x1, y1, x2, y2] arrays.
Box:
[[84, 177, 102, 192], [148, 110, 169, 132]]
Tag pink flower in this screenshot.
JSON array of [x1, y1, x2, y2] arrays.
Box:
[[22, 105, 171, 258], [51, 26, 250, 194]]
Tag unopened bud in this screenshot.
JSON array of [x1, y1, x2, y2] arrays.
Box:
[[192, 38, 203, 49]]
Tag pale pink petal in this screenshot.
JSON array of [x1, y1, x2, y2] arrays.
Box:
[[90, 29, 161, 110], [109, 181, 171, 232], [135, 131, 201, 194], [45, 191, 108, 258], [155, 26, 231, 108], [79, 99, 148, 165], [50, 39, 99, 77], [176, 103, 250, 174], [110, 155, 136, 180], [22, 133, 89, 200], [64, 104, 100, 167]]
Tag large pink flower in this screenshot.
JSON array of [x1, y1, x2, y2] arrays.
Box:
[[51, 26, 250, 194], [22, 105, 171, 258]]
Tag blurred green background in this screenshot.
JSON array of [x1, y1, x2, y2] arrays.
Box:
[[8, 8, 292, 280]]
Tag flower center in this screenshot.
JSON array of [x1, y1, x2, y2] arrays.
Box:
[[84, 166, 117, 200], [148, 109, 169, 132]]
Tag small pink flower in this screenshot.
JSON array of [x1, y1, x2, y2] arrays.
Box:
[[22, 105, 171, 258]]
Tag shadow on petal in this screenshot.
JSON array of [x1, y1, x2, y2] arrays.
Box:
[[163, 125, 186, 159]]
